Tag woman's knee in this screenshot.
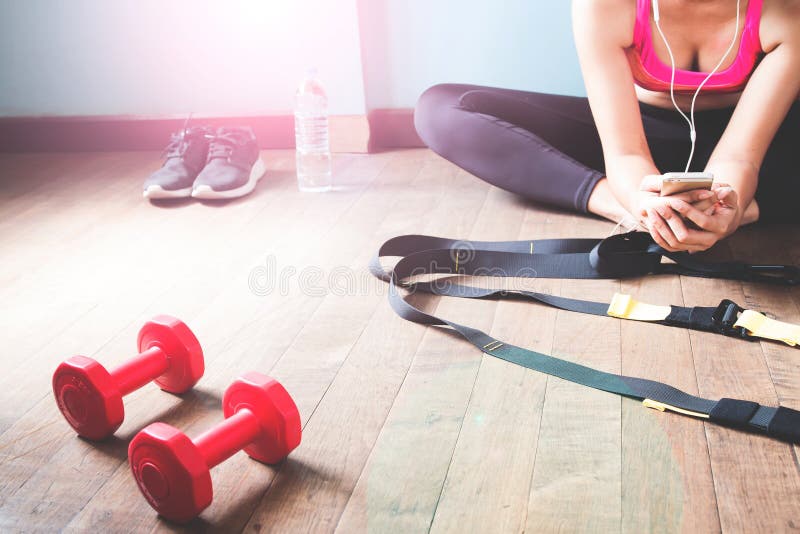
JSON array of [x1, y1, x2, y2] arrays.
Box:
[[413, 83, 473, 151]]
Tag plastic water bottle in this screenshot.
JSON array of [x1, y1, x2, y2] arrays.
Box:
[[294, 68, 332, 192]]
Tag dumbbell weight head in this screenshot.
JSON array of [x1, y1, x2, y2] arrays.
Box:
[[223, 372, 302, 464], [52, 355, 125, 441], [128, 372, 301, 523], [137, 315, 205, 393], [128, 422, 212, 524], [52, 315, 204, 440]]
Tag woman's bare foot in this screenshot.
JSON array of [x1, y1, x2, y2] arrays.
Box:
[[586, 178, 631, 222], [741, 198, 760, 225]]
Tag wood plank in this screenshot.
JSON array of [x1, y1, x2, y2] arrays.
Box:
[[64, 149, 458, 531], [423, 205, 565, 534], [680, 264, 800, 533], [240, 162, 492, 532], [0, 149, 798, 532], [0, 149, 391, 531], [0, 150, 302, 433], [0, 152, 104, 203], [524, 214, 623, 533], [335, 186, 531, 533], [0, 149, 302, 528], [727, 225, 800, 407], [715, 227, 800, 533], [619, 276, 719, 533], [0, 152, 145, 291]]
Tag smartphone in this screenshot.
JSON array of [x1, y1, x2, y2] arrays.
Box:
[[660, 172, 714, 196]]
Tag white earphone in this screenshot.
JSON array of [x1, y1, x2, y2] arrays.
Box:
[[651, 0, 741, 172]]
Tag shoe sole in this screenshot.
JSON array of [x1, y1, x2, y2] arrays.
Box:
[[143, 185, 193, 199], [191, 158, 267, 200]]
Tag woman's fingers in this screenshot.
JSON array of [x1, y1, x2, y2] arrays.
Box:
[[680, 228, 717, 251], [689, 197, 715, 213], [650, 230, 679, 251], [646, 209, 679, 250], [670, 188, 716, 204], [714, 186, 739, 208], [646, 208, 706, 251], [667, 186, 739, 231], [654, 205, 691, 242], [648, 207, 717, 251], [649, 224, 680, 251], [638, 188, 731, 252], [666, 199, 718, 231]]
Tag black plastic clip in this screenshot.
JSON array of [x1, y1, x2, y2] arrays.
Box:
[[748, 264, 800, 286], [711, 299, 756, 341], [767, 406, 800, 444]]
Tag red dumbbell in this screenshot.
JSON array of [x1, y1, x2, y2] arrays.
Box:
[[128, 372, 301, 523], [52, 315, 204, 440]]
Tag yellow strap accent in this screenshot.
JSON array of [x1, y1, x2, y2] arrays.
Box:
[[483, 340, 503, 351], [643, 399, 709, 419], [607, 293, 671, 322], [734, 310, 800, 347]]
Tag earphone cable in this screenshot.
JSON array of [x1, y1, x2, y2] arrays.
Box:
[[652, 0, 742, 172], [653, 3, 694, 146], [686, 0, 741, 171]]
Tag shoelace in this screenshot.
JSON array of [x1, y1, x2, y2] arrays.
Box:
[[161, 129, 209, 159], [161, 113, 200, 159], [207, 131, 251, 160]]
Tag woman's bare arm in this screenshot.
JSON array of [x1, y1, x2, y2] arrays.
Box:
[[655, 3, 800, 248], [705, 5, 800, 213], [572, 0, 660, 213]]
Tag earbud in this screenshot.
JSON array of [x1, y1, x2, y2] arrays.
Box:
[[652, 0, 660, 22]]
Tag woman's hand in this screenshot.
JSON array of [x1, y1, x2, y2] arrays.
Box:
[[645, 183, 743, 252], [631, 175, 713, 235]]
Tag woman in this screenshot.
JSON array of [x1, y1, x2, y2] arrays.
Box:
[[414, 0, 800, 252]]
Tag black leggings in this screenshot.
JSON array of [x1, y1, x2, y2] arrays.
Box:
[[414, 83, 800, 223]]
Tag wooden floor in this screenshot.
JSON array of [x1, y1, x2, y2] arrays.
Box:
[[0, 149, 799, 533]]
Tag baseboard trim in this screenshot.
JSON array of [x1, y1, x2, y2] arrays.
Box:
[[0, 114, 371, 153], [367, 108, 425, 151], [0, 109, 424, 153]]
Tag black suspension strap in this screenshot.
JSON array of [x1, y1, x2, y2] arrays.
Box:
[[371, 232, 800, 346], [370, 231, 800, 444]]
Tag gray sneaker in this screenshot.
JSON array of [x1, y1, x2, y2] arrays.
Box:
[[143, 126, 212, 199], [192, 127, 266, 199]]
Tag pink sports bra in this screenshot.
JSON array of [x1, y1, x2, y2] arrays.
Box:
[[625, 0, 764, 94]]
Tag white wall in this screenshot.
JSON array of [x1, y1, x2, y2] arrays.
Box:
[[0, 0, 367, 116], [358, 0, 585, 109], [0, 0, 584, 117]]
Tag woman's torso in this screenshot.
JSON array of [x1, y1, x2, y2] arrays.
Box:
[[628, 0, 770, 110]]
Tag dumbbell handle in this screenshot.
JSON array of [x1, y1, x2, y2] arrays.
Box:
[[110, 346, 169, 396], [193, 408, 262, 468]]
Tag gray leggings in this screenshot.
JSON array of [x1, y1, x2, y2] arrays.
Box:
[[413, 83, 800, 222]]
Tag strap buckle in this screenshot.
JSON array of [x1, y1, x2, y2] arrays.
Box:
[[711, 299, 756, 341], [747, 264, 800, 286]]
